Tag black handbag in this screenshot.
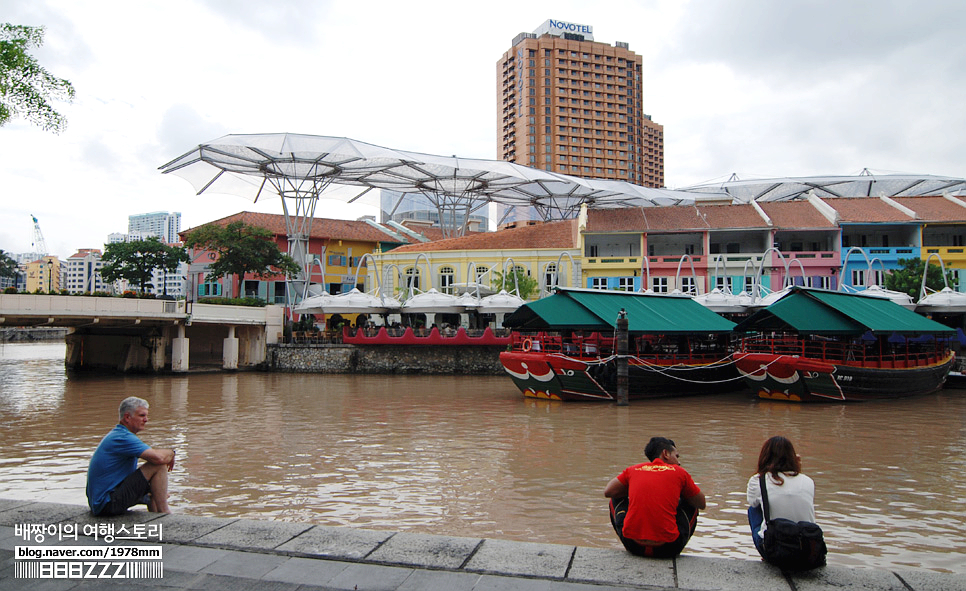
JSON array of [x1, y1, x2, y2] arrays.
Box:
[[759, 473, 827, 571]]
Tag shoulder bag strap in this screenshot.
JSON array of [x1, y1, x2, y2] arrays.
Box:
[[759, 473, 771, 522]]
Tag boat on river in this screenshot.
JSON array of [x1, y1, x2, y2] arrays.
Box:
[[732, 287, 955, 402], [499, 288, 744, 401]]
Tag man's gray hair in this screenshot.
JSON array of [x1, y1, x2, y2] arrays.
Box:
[[118, 397, 149, 421]]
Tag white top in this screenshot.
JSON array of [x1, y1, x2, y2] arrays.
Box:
[[747, 472, 816, 537]]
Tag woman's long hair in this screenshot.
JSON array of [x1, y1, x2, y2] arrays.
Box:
[[757, 436, 802, 485]]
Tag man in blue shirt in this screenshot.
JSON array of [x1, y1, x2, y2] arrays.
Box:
[[86, 397, 175, 516]]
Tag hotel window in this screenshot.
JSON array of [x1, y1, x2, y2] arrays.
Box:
[[618, 277, 635, 292], [591, 277, 608, 290], [438, 267, 455, 294], [715, 276, 728, 291], [811, 276, 831, 289], [744, 277, 754, 293], [851, 269, 865, 287], [652, 277, 668, 293]]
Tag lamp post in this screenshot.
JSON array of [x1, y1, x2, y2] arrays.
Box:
[[46, 259, 53, 293]]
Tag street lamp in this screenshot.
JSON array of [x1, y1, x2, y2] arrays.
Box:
[[46, 259, 53, 293]]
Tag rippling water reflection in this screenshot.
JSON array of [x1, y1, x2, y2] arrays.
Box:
[[1, 342, 964, 573]]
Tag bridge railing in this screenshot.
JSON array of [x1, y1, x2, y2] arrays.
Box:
[[0, 294, 186, 317]]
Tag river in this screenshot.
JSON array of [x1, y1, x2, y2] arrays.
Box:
[[1, 342, 964, 573]]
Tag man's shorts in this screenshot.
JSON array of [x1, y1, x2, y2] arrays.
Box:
[[99, 469, 150, 516], [609, 497, 698, 558]]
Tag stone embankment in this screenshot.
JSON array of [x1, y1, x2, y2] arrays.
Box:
[[1, 499, 963, 590], [270, 343, 506, 374]]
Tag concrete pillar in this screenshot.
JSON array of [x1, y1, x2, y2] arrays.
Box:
[[65, 331, 83, 370], [223, 325, 239, 370], [147, 335, 166, 372], [172, 323, 189, 373]]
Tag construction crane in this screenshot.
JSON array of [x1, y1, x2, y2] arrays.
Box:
[[31, 214, 48, 256]]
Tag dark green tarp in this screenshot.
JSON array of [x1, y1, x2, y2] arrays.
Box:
[[733, 287, 954, 336], [503, 288, 736, 333]]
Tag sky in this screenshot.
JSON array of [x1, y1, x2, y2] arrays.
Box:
[[2, 0, 966, 258]]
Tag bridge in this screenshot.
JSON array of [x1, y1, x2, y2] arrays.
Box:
[[0, 294, 283, 372]]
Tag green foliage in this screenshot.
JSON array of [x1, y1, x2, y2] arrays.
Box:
[[491, 267, 538, 300], [100, 236, 189, 295], [4, 286, 17, 294], [884, 258, 958, 299], [0, 24, 75, 132], [184, 221, 300, 298], [0, 249, 18, 278], [197, 296, 267, 307]]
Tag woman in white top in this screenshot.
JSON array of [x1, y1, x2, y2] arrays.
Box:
[[746, 436, 816, 556]]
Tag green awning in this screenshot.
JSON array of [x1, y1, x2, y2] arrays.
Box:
[[734, 287, 954, 336], [503, 288, 736, 333], [504, 293, 611, 331]]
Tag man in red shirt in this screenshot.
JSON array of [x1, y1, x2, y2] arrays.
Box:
[[604, 437, 706, 558]]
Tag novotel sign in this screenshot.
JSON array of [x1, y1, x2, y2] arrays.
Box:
[[534, 19, 594, 41]]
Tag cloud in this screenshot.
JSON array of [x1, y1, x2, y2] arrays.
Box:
[[156, 104, 230, 164]]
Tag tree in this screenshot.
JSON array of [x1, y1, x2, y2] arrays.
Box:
[[0, 24, 75, 133], [884, 258, 958, 299], [0, 249, 18, 279], [184, 221, 301, 299], [491, 267, 539, 300], [100, 236, 188, 295]]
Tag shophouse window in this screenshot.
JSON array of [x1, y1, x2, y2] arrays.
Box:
[[681, 277, 697, 295], [438, 267, 454, 294]]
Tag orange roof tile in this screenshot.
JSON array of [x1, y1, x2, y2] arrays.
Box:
[[391, 219, 578, 253], [585, 208, 646, 232], [180, 212, 412, 244], [824, 197, 915, 223], [892, 196, 966, 222], [697, 204, 768, 229], [758, 201, 837, 228]]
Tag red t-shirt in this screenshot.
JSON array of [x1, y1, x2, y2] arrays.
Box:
[[617, 458, 702, 543]]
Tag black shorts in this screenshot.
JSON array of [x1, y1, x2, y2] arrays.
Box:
[[99, 469, 150, 516], [609, 497, 699, 558]]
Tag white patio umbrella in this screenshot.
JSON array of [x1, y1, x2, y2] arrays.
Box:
[[693, 288, 752, 314], [401, 288, 465, 328], [852, 284, 916, 310]]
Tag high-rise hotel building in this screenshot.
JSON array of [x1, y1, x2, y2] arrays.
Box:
[[497, 20, 664, 188]]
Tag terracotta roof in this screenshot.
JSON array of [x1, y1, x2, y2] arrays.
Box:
[[180, 212, 412, 244], [391, 219, 578, 253], [697, 204, 768, 229], [824, 197, 916, 223], [892, 196, 966, 222], [68, 249, 102, 258], [585, 208, 647, 232], [758, 201, 837, 228]]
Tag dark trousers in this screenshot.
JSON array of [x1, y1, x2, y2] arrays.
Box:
[[747, 505, 765, 557], [609, 497, 699, 558]]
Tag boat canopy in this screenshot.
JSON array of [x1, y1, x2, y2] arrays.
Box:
[[503, 288, 736, 333], [733, 287, 955, 336]]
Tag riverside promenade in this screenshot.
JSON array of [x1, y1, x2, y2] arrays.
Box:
[[1, 499, 963, 591]]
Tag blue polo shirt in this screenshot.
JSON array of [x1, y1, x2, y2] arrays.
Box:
[[86, 424, 150, 515]]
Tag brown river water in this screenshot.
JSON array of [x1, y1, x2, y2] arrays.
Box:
[[1, 342, 964, 573]]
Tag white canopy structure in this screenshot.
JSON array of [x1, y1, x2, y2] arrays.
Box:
[[160, 133, 703, 305], [682, 171, 966, 203]]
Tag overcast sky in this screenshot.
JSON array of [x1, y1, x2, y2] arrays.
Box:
[[2, 0, 965, 257]]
